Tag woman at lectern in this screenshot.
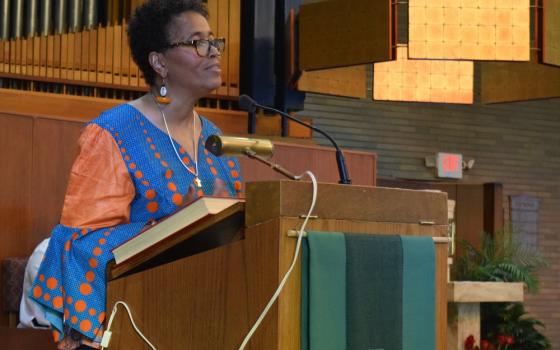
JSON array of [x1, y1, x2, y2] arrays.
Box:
[[28, 1, 242, 348]]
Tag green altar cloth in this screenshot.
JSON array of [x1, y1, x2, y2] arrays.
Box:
[[301, 232, 435, 350]]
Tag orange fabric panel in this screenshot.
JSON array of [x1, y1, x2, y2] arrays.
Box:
[[60, 124, 135, 229]]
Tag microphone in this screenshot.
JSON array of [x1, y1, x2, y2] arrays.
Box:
[[205, 135, 274, 157], [239, 95, 257, 113], [206, 134, 300, 180], [238, 94, 351, 184]]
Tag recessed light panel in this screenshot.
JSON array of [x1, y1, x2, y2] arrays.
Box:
[[374, 47, 474, 103], [409, 0, 530, 61]]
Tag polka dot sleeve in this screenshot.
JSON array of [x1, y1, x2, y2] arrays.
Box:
[[60, 124, 135, 229]]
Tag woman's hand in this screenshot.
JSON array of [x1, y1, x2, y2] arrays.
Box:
[[212, 178, 229, 197]]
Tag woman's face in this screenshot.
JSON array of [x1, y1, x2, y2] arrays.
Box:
[[163, 11, 222, 98]]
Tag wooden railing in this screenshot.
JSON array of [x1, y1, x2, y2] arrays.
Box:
[[0, 0, 240, 98]]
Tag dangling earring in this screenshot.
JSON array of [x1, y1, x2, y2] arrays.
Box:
[[156, 79, 171, 104]]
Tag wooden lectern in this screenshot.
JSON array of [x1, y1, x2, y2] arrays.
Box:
[[106, 181, 449, 349]]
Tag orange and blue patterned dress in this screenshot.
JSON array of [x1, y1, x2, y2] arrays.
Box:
[[29, 104, 243, 342]]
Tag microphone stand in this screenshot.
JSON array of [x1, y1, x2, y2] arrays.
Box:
[[243, 149, 299, 181], [247, 106, 257, 134], [244, 97, 351, 185]]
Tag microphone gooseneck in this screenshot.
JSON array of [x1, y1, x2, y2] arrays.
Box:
[[237, 95, 351, 185]]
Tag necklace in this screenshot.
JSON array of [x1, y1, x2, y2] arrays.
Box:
[[152, 95, 202, 188]]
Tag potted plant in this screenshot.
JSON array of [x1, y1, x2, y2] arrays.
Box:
[[453, 229, 550, 350]]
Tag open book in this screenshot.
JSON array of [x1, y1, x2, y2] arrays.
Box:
[[112, 196, 244, 265]]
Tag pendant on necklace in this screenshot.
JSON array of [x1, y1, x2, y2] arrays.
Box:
[[194, 177, 202, 188]]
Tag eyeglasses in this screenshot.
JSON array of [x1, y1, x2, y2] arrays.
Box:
[[166, 38, 226, 57]]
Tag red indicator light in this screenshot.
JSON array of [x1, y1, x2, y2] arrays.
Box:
[[442, 154, 460, 172], [437, 152, 463, 179]]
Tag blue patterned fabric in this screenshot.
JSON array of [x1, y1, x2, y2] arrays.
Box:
[[29, 104, 243, 341]]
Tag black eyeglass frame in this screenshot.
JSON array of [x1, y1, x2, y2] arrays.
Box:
[[166, 38, 226, 57]]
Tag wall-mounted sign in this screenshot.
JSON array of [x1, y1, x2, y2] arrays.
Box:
[[510, 195, 540, 248], [437, 152, 463, 179]]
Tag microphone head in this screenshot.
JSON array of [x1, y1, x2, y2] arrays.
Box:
[[205, 135, 224, 156], [238, 94, 257, 112]]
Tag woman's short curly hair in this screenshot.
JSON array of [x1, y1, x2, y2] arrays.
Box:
[[128, 0, 208, 86]]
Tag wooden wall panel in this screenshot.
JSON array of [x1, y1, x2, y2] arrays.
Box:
[[298, 65, 367, 99], [73, 31, 81, 80], [299, 0, 392, 70], [228, 0, 240, 96], [105, 25, 114, 83], [216, 0, 229, 96], [97, 26, 106, 83], [455, 184, 485, 250], [378, 180, 492, 255], [107, 238, 253, 349], [60, 32, 68, 79], [207, 0, 219, 47], [0, 328, 56, 350], [477, 58, 560, 102], [9, 40, 15, 74], [0, 89, 312, 137], [239, 141, 376, 186], [543, 0, 560, 66], [47, 35, 54, 78], [121, 20, 130, 86], [40, 36, 47, 77], [0, 89, 114, 121], [0, 113, 33, 326], [483, 183, 504, 237], [430, 183, 485, 255], [80, 30, 89, 81], [113, 24, 123, 85], [0, 40, 5, 72], [53, 35, 61, 79], [20, 38, 28, 75], [30, 118, 83, 242]]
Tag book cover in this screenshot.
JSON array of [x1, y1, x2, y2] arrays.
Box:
[[112, 196, 244, 265]]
